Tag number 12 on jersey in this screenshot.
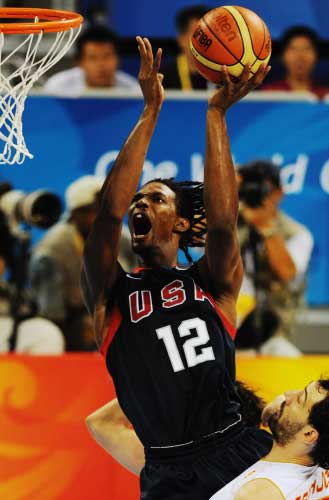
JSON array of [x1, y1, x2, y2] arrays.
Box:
[[156, 317, 215, 372]]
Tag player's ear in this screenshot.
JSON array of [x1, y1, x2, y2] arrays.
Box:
[[174, 217, 190, 234], [302, 425, 319, 446]]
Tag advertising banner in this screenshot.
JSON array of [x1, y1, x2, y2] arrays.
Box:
[[1, 96, 328, 304]]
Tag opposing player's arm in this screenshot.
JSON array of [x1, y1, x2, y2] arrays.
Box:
[[81, 37, 164, 317], [234, 479, 285, 500], [86, 398, 144, 476], [197, 64, 270, 324]]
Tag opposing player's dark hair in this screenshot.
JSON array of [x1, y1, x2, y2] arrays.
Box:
[[76, 25, 119, 59], [308, 379, 329, 469], [145, 178, 207, 263], [235, 381, 266, 428], [176, 5, 209, 34], [280, 26, 319, 55]]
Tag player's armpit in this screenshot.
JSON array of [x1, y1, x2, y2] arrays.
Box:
[[196, 236, 243, 327], [234, 478, 285, 500], [205, 228, 243, 295], [86, 398, 144, 476]]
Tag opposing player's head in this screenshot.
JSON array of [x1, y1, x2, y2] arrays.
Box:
[[76, 26, 120, 87], [128, 179, 206, 264], [262, 378, 329, 468]]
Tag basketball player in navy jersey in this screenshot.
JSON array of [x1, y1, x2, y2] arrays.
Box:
[[82, 37, 272, 499]]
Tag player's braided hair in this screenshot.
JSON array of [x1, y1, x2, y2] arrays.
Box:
[[145, 178, 207, 263]]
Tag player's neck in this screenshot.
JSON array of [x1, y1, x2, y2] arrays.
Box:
[[262, 442, 315, 467], [139, 247, 178, 269]]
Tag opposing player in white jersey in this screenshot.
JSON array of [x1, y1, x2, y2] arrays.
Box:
[[211, 378, 329, 500]]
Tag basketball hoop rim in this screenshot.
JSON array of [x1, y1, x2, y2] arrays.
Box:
[[0, 8, 83, 34]]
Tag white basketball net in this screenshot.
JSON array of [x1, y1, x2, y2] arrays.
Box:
[[0, 20, 81, 165]]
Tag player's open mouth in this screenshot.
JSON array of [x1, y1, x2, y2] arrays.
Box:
[[132, 213, 152, 238]]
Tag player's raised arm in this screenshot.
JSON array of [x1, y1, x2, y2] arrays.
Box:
[[198, 64, 270, 325], [81, 37, 164, 317]]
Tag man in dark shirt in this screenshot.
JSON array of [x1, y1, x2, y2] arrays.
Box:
[[261, 26, 329, 100]]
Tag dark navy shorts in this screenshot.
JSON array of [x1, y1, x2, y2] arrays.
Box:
[[140, 423, 273, 500]]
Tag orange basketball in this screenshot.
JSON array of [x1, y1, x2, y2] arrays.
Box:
[[190, 5, 271, 83]]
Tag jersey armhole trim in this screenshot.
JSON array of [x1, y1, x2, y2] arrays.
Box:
[[205, 291, 237, 340], [100, 303, 122, 357]]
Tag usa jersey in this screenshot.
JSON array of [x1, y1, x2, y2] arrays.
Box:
[[101, 265, 240, 447], [210, 460, 329, 500]]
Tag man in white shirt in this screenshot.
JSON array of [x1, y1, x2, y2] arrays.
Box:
[[236, 161, 314, 356], [44, 26, 138, 96], [29, 175, 137, 350], [211, 378, 329, 499]]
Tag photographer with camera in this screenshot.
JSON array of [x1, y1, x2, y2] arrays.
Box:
[[28, 176, 102, 352], [236, 160, 314, 356], [0, 182, 65, 354], [29, 175, 137, 352]]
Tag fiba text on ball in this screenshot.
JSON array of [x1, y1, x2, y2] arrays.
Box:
[[192, 27, 212, 51]]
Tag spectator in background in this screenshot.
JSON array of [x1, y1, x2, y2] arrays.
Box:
[[0, 179, 65, 355], [44, 26, 138, 96], [236, 161, 314, 356], [261, 26, 329, 100], [163, 5, 211, 90], [29, 176, 102, 351], [29, 175, 137, 351]]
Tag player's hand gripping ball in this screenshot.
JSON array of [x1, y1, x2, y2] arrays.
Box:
[[190, 5, 271, 83]]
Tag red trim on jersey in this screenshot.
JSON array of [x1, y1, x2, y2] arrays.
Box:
[[204, 292, 237, 340], [100, 303, 122, 356], [133, 267, 147, 273]]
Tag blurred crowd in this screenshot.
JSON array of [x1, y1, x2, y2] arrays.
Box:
[[0, 177, 137, 355], [39, 5, 329, 100], [0, 160, 314, 356], [0, 3, 325, 356]]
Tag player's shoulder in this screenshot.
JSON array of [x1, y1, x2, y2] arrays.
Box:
[[234, 478, 285, 500]]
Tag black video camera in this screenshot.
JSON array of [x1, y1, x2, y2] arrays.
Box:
[[0, 188, 62, 232], [238, 161, 281, 208]]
